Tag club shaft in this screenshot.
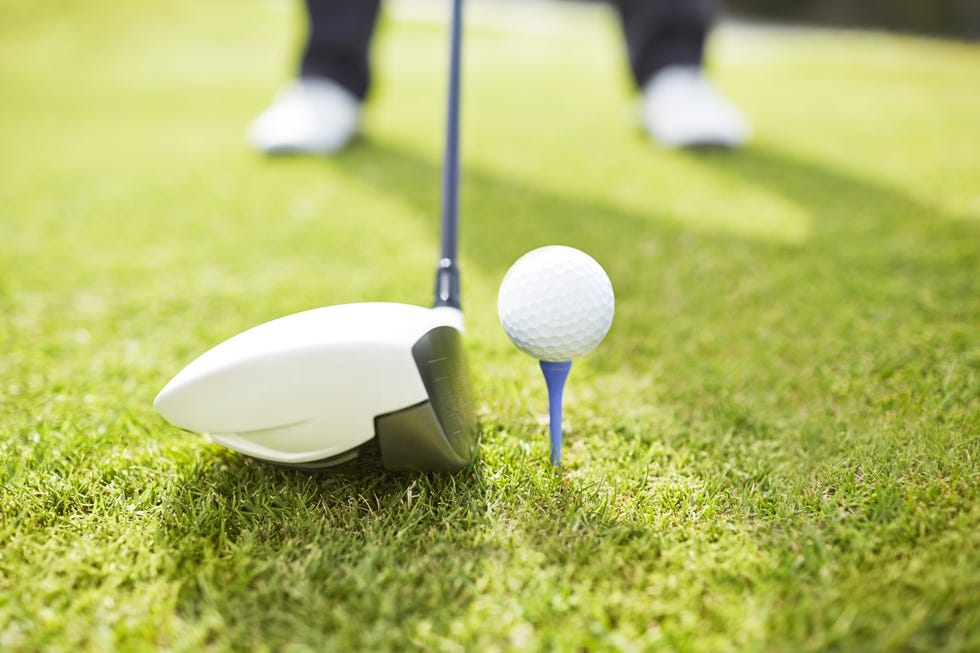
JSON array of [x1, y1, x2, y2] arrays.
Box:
[[435, 0, 464, 310]]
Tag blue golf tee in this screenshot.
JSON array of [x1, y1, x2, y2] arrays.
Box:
[[540, 360, 572, 466]]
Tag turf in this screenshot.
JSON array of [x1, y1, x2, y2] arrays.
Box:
[[1, 1, 978, 650]]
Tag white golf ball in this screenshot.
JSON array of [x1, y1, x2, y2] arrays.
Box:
[[498, 246, 614, 362]]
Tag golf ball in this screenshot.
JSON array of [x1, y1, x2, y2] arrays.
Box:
[[498, 246, 614, 362]]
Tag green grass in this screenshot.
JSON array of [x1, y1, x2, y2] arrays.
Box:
[[1, 1, 978, 650]]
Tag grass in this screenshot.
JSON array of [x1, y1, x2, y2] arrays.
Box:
[[1, 0, 978, 650]]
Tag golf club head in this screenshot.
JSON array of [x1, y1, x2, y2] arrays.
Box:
[[154, 302, 477, 471]]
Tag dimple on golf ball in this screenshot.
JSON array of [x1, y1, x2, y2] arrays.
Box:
[[498, 246, 614, 362]]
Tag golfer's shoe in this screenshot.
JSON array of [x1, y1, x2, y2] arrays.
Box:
[[640, 65, 749, 148], [248, 77, 360, 154]]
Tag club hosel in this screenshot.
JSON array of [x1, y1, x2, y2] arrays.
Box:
[[433, 258, 461, 310]]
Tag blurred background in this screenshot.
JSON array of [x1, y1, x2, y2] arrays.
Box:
[[725, 0, 980, 39], [573, 0, 980, 39]]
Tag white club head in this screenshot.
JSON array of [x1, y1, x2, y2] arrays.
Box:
[[154, 302, 477, 471]]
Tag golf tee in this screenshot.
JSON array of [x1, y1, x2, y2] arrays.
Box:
[[540, 360, 572, 466]]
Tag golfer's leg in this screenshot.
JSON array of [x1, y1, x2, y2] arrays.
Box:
[[249, 0, 378, 153], [612, 0, 715, 88], [613, 0, 747, 147], [301, 0, 382, 101]]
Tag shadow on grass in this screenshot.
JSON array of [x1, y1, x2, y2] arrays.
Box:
[[335, 137, 977, 279], [333, 137, 687, 275], [154, 448, 648, 639], [686, 144, 979, 259]]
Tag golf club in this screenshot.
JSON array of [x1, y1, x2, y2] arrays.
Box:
[[154, 0, 477, 472]]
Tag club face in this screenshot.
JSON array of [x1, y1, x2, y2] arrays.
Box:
[[377, 323, 477, 471], [154, 303, 478, 471]]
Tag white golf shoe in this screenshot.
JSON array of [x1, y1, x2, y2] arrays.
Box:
[[641, 65, 749, 148], [248, 77, 360, 154]]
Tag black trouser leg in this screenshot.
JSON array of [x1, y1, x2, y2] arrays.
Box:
[[300, 0, 382, 101], [612, 0, 716, 88]]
